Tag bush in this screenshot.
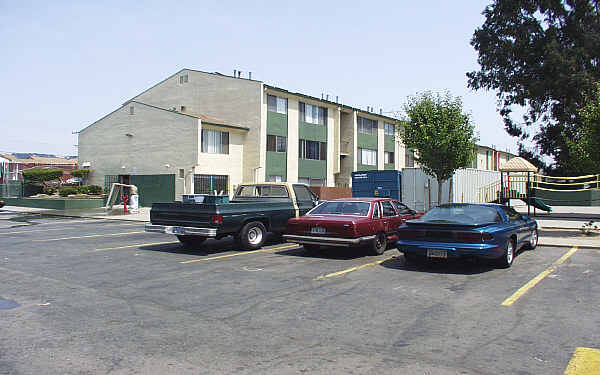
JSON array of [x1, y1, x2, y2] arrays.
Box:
[[87, 185, 103, 195], [71, 169, 90, 178], [23, 183, 44, 197], [78, 186, 90, 194], [43, 185, 57, 195], [22, 168, 63, 184], [58, 186, 79, 197]]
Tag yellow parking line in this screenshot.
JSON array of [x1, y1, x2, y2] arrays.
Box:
[[501, 246, 579, 306], [180, 244, 299, 264], [314, 256, 396, 280], [32, 231, 146, 242], [0, 227, 79, 235], [564, 347, 600, 374], [93, 241, 179, 251]]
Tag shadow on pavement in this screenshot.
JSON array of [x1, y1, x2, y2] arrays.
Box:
[[379, 254, 497, 275], [276, 245, 374, 260]]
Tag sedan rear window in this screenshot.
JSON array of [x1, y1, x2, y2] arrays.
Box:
[[308, 201, 371, 216], [420, 205, 502, 224]]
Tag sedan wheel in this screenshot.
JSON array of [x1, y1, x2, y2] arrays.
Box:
[[497, 238, 515, 268], [527, 229, 538, 250], [369, 233, 386, 255]]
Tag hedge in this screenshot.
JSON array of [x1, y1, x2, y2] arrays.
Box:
[[22, 168, 63, 183], [71, 169, 90, 178]]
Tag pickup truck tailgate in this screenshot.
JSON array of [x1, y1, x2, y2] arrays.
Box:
[[150, 202, 215, 227]]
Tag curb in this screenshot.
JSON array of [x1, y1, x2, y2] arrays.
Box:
[[538, 242, 600, 250]]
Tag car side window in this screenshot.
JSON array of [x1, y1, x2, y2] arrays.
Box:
[[501, 206, 521, 221], [372, 202, 381, 219], [381, 201, 397, 217], [292, 184, 313, 202], [392, 201, 410, 214]]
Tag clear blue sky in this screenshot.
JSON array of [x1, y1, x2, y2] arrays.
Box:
[[0, 0, 518, 156]]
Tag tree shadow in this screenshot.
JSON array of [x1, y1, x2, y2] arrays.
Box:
[[379, 253, 497, 275]]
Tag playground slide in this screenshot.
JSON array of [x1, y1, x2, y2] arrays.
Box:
[[521, 198, 552, 212]]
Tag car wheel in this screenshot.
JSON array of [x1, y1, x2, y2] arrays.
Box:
[[176, 235, 206, 247], [496, 238, 516, 268], [369, 233, 386, 255], [238, 221, 267, 250], [527, 228, 538, 250], [303, 244, 320, 252]]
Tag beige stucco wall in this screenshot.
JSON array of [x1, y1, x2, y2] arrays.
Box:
[[286, 97, 300, 183], [133, 70, 262, 184], [377, 119, 384, 170], [78, 102, 199, 198]]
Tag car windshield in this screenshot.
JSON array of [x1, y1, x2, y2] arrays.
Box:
[[308, 201, 371, 216], [420, 205, 502, 224]]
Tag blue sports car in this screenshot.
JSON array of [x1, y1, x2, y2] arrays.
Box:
[[396, 203, 538, 268]]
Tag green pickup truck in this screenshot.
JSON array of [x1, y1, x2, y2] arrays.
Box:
[[145, 182, 319, 249]]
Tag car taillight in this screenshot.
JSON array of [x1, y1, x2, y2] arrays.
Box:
[[211, 215, 223, 225], [481, 232, 493, 241], [455, 231, 493, 242], [397, 230, 425, 239]]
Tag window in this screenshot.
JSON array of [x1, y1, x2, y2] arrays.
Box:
[[129, 106, 134, 115], [392, 201, 411, 214], [298, 177, 324, 186], [358, 148, 377, 166], [385, 151, 394, 164], [267, 135, 287, 152], [178, 169, 185, 179], [180, 106, 186, 112], [201, 129, 229, 154], [381, 201, 397, 217], [194, 174, 228, 195], [267, 94, 287, 114], [299, 139, 326, 160], [293, 184, 314, 201], [405, 149, 415, 167], [308, 201, 371, 216], [268, 175, 283, 182], [236, 185, 289, 197], [299, 102, 327, 125], [372, 203, 381, 219], [501, 206, 521, 221], [358, 116, 377, 135], [384, 122, 395, 136], [179, 74, 188, 84]]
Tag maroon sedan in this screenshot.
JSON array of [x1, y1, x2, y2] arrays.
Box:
[[283, 198, 422, 255]]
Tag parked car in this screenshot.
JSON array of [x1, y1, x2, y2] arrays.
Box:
[[283, 198, 422, 255], [146, 182, 319, 249], [396, 203, 538, 268], [0, 199, 4, 208]]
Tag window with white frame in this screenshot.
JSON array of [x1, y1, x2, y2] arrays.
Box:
[[358, 116, 377, 135], [358, 148, 377, 166], [268, 175, 283, 182], [201, 129, 229, 154], [384, 122, 395, 136], [267, 94, 287, 114], [298, 177, 324, 186], [299, 139, 326, 160], [299, 102, 327, 125], [405, 149, 415, 167], [267, 135, 287, 152], [179, 74, 188, 84], [385, 151, 394, 164]]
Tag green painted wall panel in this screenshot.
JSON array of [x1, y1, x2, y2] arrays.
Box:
[[357, 164, 378, 171], [358, 133, 377, 149], [266, 151, 287, 180], [4, 198, 104, 209], [298, 121, 327, 141], [131, 174, 175, 206], [384, 163, 395, 170], [298, 159, 326, 179], [384, 136, 395, 152], [267, 112, 288, 136], [533, 188, 600, 206]]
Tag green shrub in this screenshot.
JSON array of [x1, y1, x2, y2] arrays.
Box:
[[71, 169, 90, 178], [88, 185, 103, 195], [58, 186, 78, 197], [79, 186, 90, 194], [43, 185, 57, 195], [22, 168, 63, 183]]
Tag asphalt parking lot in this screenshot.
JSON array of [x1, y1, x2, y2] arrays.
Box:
[[1, 212, 599, 374]]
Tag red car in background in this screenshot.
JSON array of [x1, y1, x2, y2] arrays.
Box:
[[283, 198, 422, 255]]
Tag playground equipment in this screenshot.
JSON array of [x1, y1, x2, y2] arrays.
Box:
[[106, 183, 139, 213]]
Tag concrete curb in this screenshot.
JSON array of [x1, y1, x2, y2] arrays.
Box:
[[538, 242, 600, 250]]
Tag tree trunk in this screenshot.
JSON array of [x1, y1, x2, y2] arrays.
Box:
[[437, 178, 443, 207], [448, 177, 453, 204]]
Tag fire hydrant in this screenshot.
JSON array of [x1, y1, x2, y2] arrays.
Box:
[[122, 194, 129, 214]]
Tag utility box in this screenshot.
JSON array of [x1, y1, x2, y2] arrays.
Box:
[[351, 170, 402, 200], [182, 194, 230, 204]]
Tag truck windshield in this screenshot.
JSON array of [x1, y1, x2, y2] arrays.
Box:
[[308, 201, 371, 216]]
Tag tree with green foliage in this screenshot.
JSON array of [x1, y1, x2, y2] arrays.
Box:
[[565, 83, 600, 173], [468, 0, 600, 174], [22, 168, 63, 184], [401, 92, 478, 205], [71, 169, 90, 185]]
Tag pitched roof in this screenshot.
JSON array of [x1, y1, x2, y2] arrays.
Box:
[[499, 157, 538, 172], [29, 156, 77, 165]]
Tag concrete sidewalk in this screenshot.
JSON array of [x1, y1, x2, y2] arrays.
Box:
[[2, 205, 151, 222]]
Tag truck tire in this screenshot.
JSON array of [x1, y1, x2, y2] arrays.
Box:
[[176, 235, 206, 247], [237, 221, 267, 250]]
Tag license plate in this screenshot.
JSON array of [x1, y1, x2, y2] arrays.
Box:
[[166, 226, 185, 235], [427, 249, 448, 258], [311, 227, 326, 234]]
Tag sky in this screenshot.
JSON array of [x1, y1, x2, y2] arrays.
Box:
[[0, 0, 519, 157]]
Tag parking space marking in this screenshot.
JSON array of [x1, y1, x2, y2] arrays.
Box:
[[501, 246, 579, 306], [314, 256, 396, 280], [0, 227, 80, 235], [32, 231, 147, 242], [93, 241, 179, 251], [564, 347, 600, 374], [179, 244, 299, 264]]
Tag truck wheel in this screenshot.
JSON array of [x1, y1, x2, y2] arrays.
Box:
[[369, 233, 386, 255], [238, 221, 267, 250], [176, 235, 206, 247], [303, 244, 320, 252]]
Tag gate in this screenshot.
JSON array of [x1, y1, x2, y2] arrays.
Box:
[[130, 174, 175, 206], [104, 175, 119, 204]]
